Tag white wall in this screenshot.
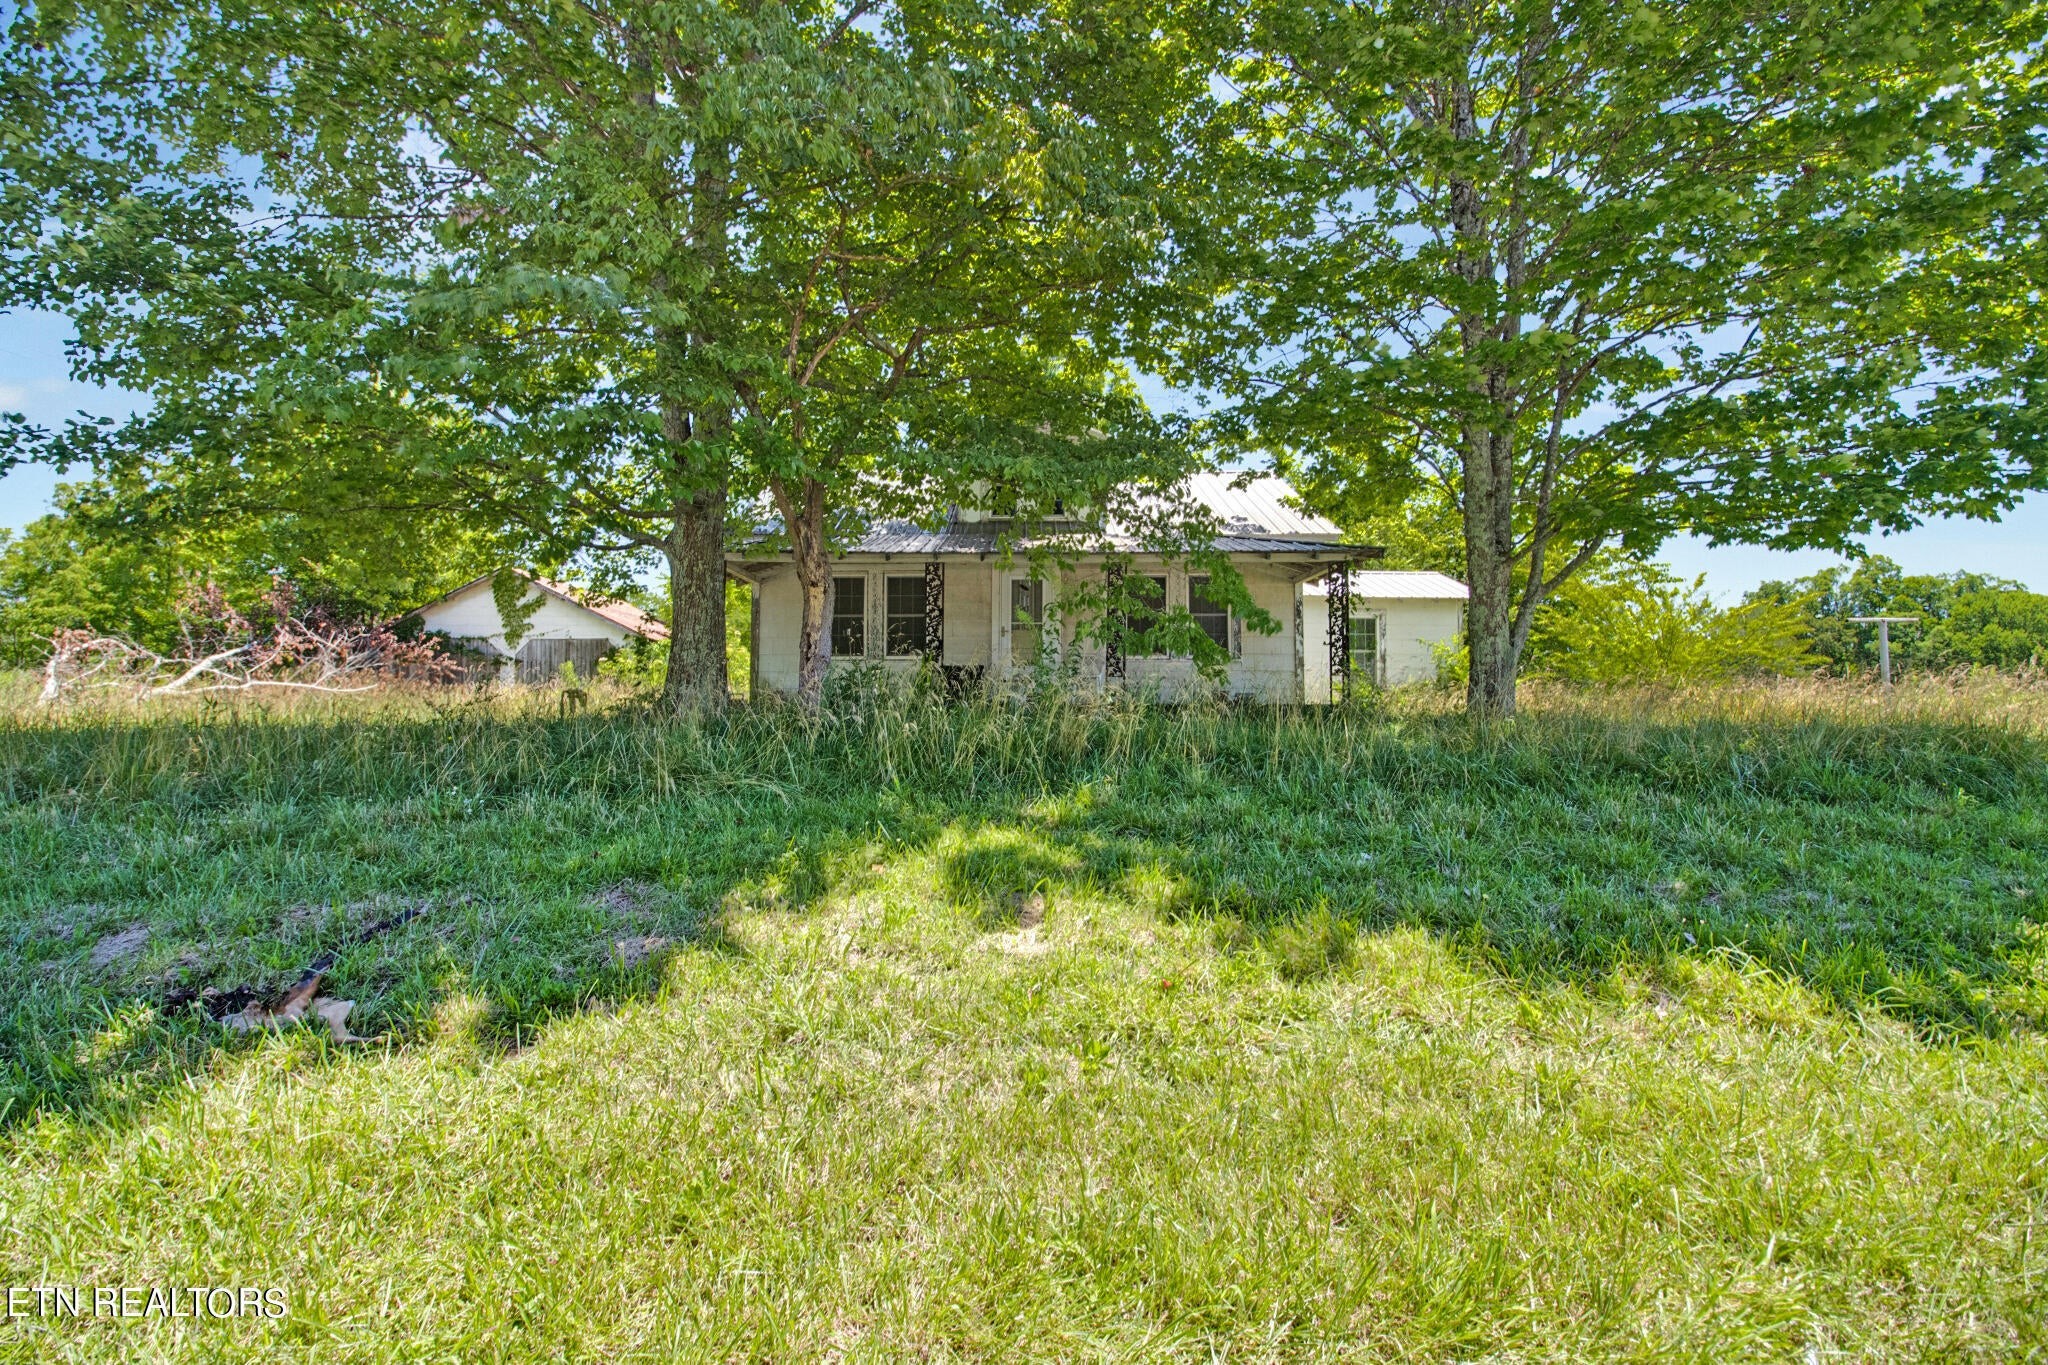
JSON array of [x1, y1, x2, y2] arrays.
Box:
[[1074, 561, 1301, 702], [416, 579, 635, 656], [751, 562, 1000, 695], [1301, 595, 1464, 700]]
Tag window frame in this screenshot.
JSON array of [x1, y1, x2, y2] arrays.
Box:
[[884, 574, 927, 658], [1010, 577, 1047, 666], [1124, 573, 1171, 657], [1347, 609, 1384, 686], [830, 576, 867, 659], [1186, 574, 1232, 655]]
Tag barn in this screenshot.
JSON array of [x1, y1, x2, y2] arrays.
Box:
[[407, 573, 667, 684]]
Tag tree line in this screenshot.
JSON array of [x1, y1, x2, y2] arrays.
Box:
[[3, 0, 2043, 716]]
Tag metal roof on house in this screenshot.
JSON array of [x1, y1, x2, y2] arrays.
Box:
[[736, 472, 1357, 562], [828, 516, 1361, 558], [1303, 570, 1470, 600], [844, 520, 1007, 555], [1169, 472, 1343, 540]]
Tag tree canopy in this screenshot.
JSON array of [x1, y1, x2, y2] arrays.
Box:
[[1749, 555, 2048, 672], [1141, 0, 2048, 715], [4, 0, 2045, 711], [3, 0, 1201, 708]]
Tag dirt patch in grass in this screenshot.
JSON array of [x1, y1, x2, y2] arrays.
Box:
[[612, 934, 675, 968], [88, 924, 150, 970]]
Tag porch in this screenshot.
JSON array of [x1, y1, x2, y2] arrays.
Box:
[[736, 554, 1352, 703]]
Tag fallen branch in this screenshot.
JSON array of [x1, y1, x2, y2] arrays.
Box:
[[161, 899, 439, 1043], [41, 581, 458, 702]]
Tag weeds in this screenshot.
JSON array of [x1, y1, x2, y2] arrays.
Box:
[[0, 672, 2043, 1356]]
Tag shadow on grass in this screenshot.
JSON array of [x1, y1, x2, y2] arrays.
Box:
[[3, 691, 2045, 1130], [0, 807, 893, 1132]]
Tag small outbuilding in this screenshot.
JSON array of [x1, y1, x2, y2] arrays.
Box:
[[407, 572, 667, 683], [1301, 570, 1468, 699]]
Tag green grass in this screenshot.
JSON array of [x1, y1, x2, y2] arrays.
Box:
[[1, 676, 2045, 1359]]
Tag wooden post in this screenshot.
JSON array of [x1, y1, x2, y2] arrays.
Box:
[[1848, 616, 1920, 688]]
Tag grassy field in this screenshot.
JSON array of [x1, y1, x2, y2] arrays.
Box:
[[1, 675, 2045, 1360]]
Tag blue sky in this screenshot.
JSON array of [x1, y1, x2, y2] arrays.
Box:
[[5, 307, 2041, 596]]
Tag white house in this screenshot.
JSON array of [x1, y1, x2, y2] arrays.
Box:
[[408, 572, 667, 683], [728, 474, 1467, 703], [1302, 570, 1470, 700]]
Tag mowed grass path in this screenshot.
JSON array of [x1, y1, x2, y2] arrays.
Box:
[[1, 680, 2045, 1359]]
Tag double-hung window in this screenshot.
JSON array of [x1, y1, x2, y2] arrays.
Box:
[[1011, 579, 1046, 665], [1124, 574, 1169, 656], [1187, 576, 1231, 653], [885, 575, 927, 657], [1348, 612, 1382, 685], [830, 577, 866, 658]]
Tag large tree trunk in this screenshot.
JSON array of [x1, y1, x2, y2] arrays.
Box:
[[1447, 64, 1520, 723], [1462, 423, 1519, 720], [773, 476, 831, 709], [659, 477, 729, 715], [655, 133, 735, 716]]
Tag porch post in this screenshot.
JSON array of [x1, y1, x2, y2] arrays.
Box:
[[923, 561, 944, 661], [1104, 562, 1126, 682], [1325, 565, 1350, 703]]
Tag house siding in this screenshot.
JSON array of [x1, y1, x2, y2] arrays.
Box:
[[415, 579, 637, 656]]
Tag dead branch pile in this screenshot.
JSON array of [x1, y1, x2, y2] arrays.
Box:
[[41, 578, 458, 702]]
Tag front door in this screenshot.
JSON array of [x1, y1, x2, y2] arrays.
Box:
[[1347, 609, 1387, 688]]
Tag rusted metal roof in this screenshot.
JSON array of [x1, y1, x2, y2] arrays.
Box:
[[530, 577, 670, 639], [409, 572, 670, 640]]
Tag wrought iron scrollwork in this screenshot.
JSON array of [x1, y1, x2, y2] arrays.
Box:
[[1103, 562, 1126, 682], [1325, 565, 1350, 701], [923, 561, 944, 660]]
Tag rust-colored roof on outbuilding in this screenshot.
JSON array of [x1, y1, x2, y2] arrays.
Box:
[[529, 578, 670, 639]]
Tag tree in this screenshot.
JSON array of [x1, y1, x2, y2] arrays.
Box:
[[4, 0, 1197, 712], [1925, 588, 2048, 668], [1143, 0, 2048, 717], [0, 459, 498, 665], [1748, 554, 2048, 672], [1524, 557, 1818, 683], [0, 500, 185, 665], [704, 20, 1188, 706]]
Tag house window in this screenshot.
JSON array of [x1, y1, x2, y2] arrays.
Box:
[[1349, 612, 1382, 685], [1011, 579, 1045, 665], [1125, 574, 1169, 655], [830, 577, 866, 657], [885, 575, 926, 656], [1188, 575, 1230, 653]]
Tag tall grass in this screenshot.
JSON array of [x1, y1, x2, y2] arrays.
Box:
[[5, 669, 2044, 1040], [2, 672, 2045, 1357], [6, 670, 2043, 809]]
